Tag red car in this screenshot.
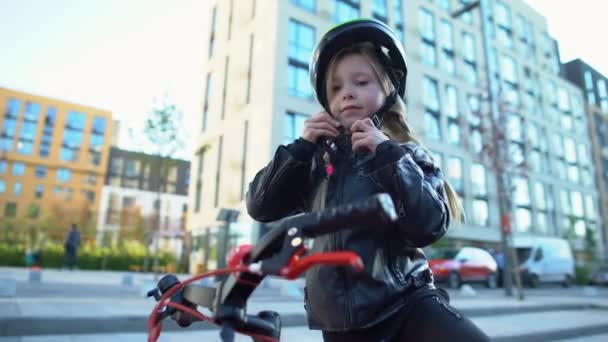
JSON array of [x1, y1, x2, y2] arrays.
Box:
[[428, 247, 498, 289]]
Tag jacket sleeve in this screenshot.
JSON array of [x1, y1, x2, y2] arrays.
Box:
[[364, 141, 450, 247], [246, 139, 317, 222]]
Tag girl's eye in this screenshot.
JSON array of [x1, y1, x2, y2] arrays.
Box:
[[332, 85, 342, 92], [357, 80, 369, 86]]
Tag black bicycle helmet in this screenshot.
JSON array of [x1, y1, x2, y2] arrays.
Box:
[[309, 18, 408, 124]]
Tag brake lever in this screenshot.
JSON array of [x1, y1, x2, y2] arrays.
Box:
[[280, 251, 364, 279]]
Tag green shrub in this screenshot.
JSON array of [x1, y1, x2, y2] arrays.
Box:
[[575, 265, 592, 285], [0, 242, 176, 271]]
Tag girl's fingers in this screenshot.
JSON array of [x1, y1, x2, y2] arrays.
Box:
[[306, 122, 340, 135]]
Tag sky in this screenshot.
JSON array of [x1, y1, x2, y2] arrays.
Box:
[[0, 0, 607, 158]]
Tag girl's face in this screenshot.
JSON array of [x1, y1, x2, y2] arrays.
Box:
[[328, 53, 386, 132]]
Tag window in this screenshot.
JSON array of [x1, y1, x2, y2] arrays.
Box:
[[514, 177, 531, 232], [419, 8, 437, 67], [221, 57, 230, 120], [423, 77, 441, 140], [439, 20, 455, 75], [291, 0, 315, 12], [462, 32, 477, 84], [0, 180, 5, 193], [445, 85, 460, 144], [0, 160, 6, 173], [5, 98, 21, 118], [12, 162, 25, 176], [471, 163, 487, 196], [472, 199, 489, 226], [466, 94, 482, 153], [84, 190, 95, 202], [86, 173, 97, 185], [458, 0, 473, 24], [438, 0, 451, 11], [39, 106, 56, 157], [372, 0, 387, 23], [194, 149, 205, 212], [61, 111, 86, 162], [13, 182, 22, 196], [110, 157, 123, 174], [284, 111, 308, 145], [56, 168, 72, 182], [447, 157, 463, 194], [209, 6, 217, 58], [214, 136, 223, 207], [333, 0, 359, 23], [393, 0, 404, 42], [35, 185, 44, 198], [494, 2, 513, 48], [202, 73, 212, 131], [4, 202, 17, 217], [287, 19, 315, 100], [89, 117, 105, 165], [18, 103, 40, 156], [584, 71, 594, 90], [35, 166, 47, 178], [124, 159, 140, 177]]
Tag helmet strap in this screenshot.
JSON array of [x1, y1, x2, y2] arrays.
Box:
[[371, 90, 398, 128]]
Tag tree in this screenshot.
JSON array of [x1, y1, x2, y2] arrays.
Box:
[[467, 87, 527, 299], [133, 94, 185, 277]]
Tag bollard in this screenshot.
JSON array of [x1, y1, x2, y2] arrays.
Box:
[[28, 268, 42, 283], [122, 273, 134, 286]]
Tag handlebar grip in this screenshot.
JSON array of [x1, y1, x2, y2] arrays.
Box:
[[293, 193, 397, 237], [242, 311, 281, 341]]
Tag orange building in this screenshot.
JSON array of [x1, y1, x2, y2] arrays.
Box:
[[0, 87, 113, 240]]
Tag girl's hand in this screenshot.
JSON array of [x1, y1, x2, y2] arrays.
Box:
[[302, 111, 341, 144], [351, 118, 389, 153]]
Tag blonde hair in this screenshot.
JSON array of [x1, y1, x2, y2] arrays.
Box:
[[319, 43, 462, 223]]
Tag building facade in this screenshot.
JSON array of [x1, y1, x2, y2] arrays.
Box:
[[97, 147, 190, 255], [562, 59, 608, 255], [188, 0, 604, 264], [0, 86, 112, 240]]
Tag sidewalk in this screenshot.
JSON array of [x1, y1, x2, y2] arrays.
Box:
[[2, 267, 608, 340]]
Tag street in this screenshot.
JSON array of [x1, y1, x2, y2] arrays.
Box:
[[2, 267, 608, 341]]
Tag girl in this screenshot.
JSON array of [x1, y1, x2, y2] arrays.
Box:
[[246, 19, 489, 341]]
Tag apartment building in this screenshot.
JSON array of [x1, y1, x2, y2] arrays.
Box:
[[188, 0, 603, 262], [0, 86, 112, 239], [96, 147, 190, 255], [562, 59, 608, 253]]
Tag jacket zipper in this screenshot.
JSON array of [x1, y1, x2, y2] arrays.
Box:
[[337, 158, 352, 326]]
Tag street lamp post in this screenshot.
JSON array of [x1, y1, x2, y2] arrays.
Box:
[[216, 208, 240, 281], [452, 0, 523, 298]]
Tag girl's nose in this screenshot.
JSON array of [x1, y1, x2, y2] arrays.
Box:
[[342, 86, 355, 100]]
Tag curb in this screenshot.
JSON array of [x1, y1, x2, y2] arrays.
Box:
[[1, 303, 606, 337]]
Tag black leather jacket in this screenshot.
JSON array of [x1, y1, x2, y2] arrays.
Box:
[[246, 136, 450, 331]]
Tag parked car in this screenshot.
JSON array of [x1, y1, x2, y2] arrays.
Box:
[[590, 264, 608, 286], [428, 246, 498, 289], [514, 237, 575, 288]]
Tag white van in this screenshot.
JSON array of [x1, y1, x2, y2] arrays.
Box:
[[513, 237, 575, 288]]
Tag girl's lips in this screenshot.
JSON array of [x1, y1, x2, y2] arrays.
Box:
[[341, 106, 361, 113]]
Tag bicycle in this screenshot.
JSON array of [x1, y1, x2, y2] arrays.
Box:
[[146, 193, 397, 342]]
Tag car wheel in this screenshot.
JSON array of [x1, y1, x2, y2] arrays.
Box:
[[448, 272, 461, 289], [529, 274, 540, 288], [486, 273, 498, 288], [562, 275, 573, 288]]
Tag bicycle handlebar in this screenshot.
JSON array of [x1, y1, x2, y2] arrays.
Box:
[[147, 193, 398, 341]]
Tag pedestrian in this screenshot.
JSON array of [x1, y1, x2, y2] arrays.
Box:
[[33, 229, 47, 268], [64, 223, 81, 270], [492, 247, 505, 287], [246, 19, 489, 341]]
